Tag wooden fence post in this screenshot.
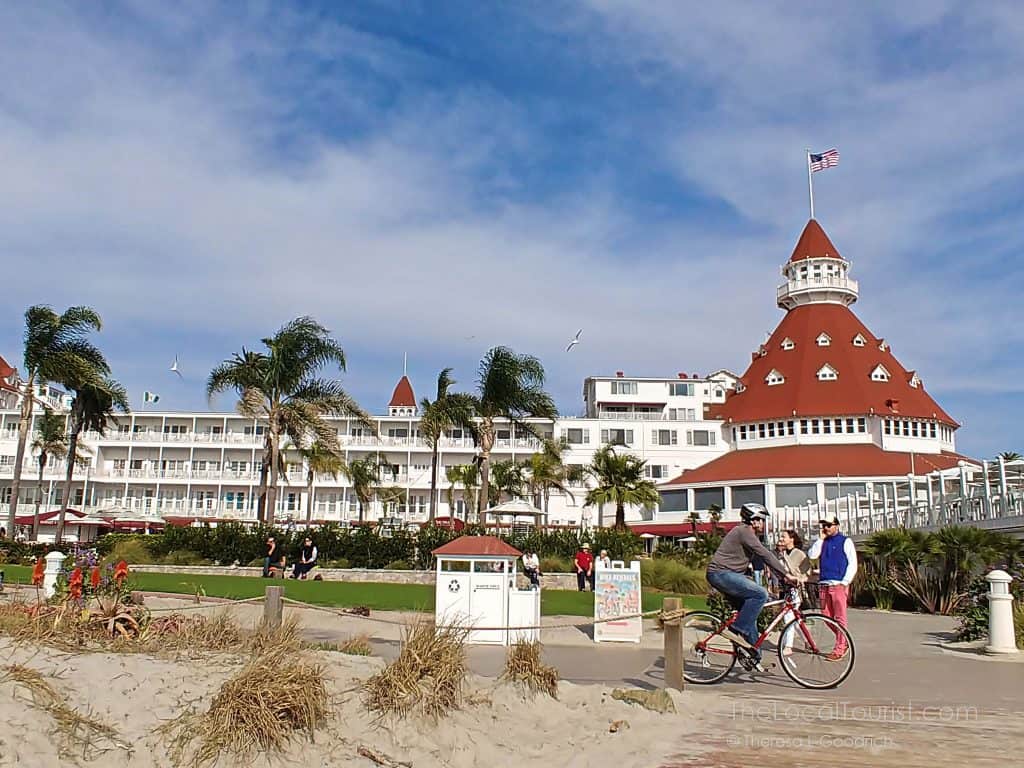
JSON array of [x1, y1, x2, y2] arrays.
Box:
[[663, 596, 684, 691], [264, 585, 283, 630]]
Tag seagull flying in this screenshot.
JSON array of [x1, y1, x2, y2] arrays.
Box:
[[170, 355, 183, 378], [565, 329, 583, 352]]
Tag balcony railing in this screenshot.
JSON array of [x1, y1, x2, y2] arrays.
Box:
[[597, 411, 667, 421], [777, 276, 858, 300]]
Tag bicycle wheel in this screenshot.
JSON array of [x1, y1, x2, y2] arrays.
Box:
[[777, 613, 855, 689], [679, 611, 737, 684]]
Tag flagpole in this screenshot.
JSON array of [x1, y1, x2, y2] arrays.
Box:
[[806, 148, 815, 219]]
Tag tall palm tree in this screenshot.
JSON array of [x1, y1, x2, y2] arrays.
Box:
[[446, 463, 481, 522], [489, 459, 526, 506], [999, 451, 1022, 462], [342, 455, 386, 523], [6, 305, 105, 538], [56, 377, 129, 543], [297, 441, 345, 524], [207, 317, 372, 525], [30, 409, 68, 541], [471, 347, 557, 515], [419, 368, 478, 522], [526, 439, 575, 526], [584, 445, 659, 530]]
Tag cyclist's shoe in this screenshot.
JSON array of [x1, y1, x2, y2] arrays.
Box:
[[824, 648, 849, 662], [721, 628, 754, 648]]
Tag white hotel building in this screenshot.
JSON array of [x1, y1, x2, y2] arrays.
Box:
[[0, 358, 735, 529]]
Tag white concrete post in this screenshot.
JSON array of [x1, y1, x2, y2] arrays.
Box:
[[43, 550, 65, 599], [998, 456, 1008, 512], [985, 570, 1018, 655]]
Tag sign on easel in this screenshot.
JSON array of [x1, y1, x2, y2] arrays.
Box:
[[594, 560, 642, 643]]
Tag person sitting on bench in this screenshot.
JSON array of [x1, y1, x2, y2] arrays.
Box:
[[263, 536, 286, 577], [291, 536, 318, 580]]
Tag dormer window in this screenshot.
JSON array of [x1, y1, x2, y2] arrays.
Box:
[[909, 373, 921, 389], [852, 333, 867, 347], [817, 364, 838, 381], [735, 382, 746, 393], [765, 369, 785, 386], [878, 340, 888, 352], [781, 337, 795, 351], [870, 365, 890, 382], [816, 333, 831, 347]]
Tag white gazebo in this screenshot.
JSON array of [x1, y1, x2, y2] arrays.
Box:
[[432, 535, 540, 645]]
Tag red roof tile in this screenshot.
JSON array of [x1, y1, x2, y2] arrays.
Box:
[[662, 444, 972, 486], [788, 219, 842, 263], [388, 375, 416, 407], [432, 535, 522, 557], [717, 303, 957, 426], [0, 355, 15, 380]]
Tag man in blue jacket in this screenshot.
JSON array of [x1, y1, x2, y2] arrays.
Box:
[[808, 516, 858, 660]]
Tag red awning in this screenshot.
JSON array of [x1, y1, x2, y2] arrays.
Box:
[[629, 521, 740, 537]]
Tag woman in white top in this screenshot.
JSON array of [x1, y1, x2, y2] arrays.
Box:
[[597, 550, 612, 569], [522, 551, 541, 589]]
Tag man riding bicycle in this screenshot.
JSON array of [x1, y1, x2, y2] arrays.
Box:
[[706, 503, 798, 657]]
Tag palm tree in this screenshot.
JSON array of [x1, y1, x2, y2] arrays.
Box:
[[489, 459, 527, 506], [297, 441, 345, 524], [418, 368, 478, 522], [446, 463, 481, 523], [56, 377, 129, 543], [207, 317, 372, 525], [6, 305, 105, 538], [342, 455, 386, 523], [526, 439, 575, 526], [584, 445, 660, 530], [30, 409, 68, 541], [999, 451, 1022, 462], [471, 347, 557, 515], [688, 510, 701, 537]]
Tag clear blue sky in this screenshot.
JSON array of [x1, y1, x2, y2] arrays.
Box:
[[1, 2, 1021, 457]]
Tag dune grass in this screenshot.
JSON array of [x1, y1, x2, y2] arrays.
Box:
[[0, 564, 706, 616]]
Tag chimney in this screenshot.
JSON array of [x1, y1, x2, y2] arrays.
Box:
[[692, 373, 699, 379], [678, 372, 688, 379], [615, 371, 624, 378]]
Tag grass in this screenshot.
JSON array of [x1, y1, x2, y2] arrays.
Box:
[[0, 565, 707, 616]]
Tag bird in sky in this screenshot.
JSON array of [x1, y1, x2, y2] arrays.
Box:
[[170, 355, 183, 378], [565, 329, 583, 352]]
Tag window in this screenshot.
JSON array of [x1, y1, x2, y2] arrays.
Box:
[[765, 369, 785, 386], [909, 373, 921, 388], [834, 418, 843, 433], [601, 428, 633, 446], [858, 418, 866, 432], [912, 422, 920, 437], [816, 333, 831, 347], [668, 407, 696, 421], [775, 483, 819, 507], [243, 425, 266, 436], [929, 423, 936, 438], [768, 422, 776, 437], [387, 428, 409, 438], [870, 364, 891, 382], [852, 333, 867, 347], [687, 430, 716, 447], [350, 427, 365, 438], [659, 490, 688, 512], [787, 421, 796, 436], [824, 482, 867, 500], [653, 429, 677, 446], [757, 423, 766, 439], [902, 421, 910, 436], [811, 419, 820, 434], [646, 465, 669, 479], [563, 428, 589, 445], [817, 364, 838, 381], [823, 419, 832, 434], [879, 340, 888, 351], [731, 485, 766, 507], [610, 380, 638, 395], [781, 337, 795, 351], [739, 425, 748, 440], [694, 487, 725, 510], [800, 420, 808, 435], [846, 418, 855, 432], [669, 382, 694, 397]]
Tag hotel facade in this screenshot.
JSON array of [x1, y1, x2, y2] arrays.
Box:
[[0, 217, 977, 536]]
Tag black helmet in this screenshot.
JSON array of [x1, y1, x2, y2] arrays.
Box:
[[740, 503, 769, 523]]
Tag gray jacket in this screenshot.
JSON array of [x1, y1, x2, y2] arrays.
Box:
[[707, 524, 789, 579]]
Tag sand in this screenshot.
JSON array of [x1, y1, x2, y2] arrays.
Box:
[[0, 636, 710, 768]]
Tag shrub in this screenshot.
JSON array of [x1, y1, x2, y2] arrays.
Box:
[[539, 556, 572, 573], [162, 549, 209, 566], [640, 559, 706, 594], [102, 538, 157, 566], [324, 558, 350, 569], [385, 560, 412, 571]]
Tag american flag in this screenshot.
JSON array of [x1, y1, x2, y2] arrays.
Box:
[[809, 148, 839, 172]]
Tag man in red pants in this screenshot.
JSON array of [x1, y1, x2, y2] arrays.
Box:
[[808, 517, 858, 660]]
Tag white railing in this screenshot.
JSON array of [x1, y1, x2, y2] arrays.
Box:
[[777, 276, 859, 300], [597, 411, 667, 421]]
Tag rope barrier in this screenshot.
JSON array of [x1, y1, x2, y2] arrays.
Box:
[[139, 591, 680, 632]]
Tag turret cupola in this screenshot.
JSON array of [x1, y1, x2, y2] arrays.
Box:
[[777, 219, 859, 310]]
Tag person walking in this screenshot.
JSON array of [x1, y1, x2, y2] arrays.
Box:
[[574, 543, 595, 592], [776, 529, 811, 656], [808, 517, 858, 660]]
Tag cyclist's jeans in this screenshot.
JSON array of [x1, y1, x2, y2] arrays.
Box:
[[707, 569, 768, 645]]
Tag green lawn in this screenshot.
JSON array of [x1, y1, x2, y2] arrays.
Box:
[[0, 564, 705, 617]]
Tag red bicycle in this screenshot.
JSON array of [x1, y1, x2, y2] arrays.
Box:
[[680, 586, 855, 689]]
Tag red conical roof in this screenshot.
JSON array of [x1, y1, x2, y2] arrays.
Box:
[[388, 375, 416, 407], [789, 219, 843, 262], [713, 303, 957, 426]]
